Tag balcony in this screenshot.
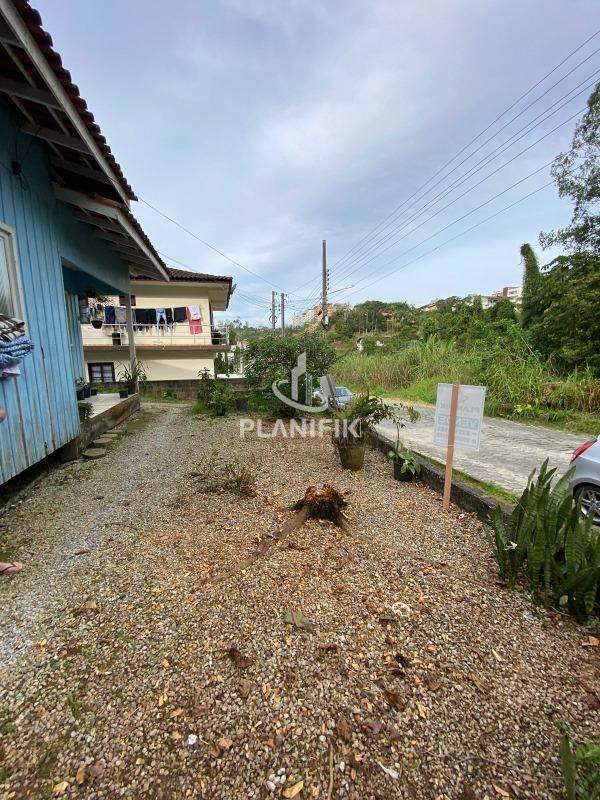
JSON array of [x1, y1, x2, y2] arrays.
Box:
[[82, 323, 231, 352]]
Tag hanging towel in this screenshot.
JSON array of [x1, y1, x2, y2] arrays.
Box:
[[104, 305, 116, 325], [115, 306, 127, 325], [186, 306, 203, 335], [173, 306, 187, 323]]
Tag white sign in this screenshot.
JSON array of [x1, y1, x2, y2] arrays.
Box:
[[434, 383, 486, 452]]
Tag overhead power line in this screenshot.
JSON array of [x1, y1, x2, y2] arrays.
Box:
[[329, 27, 600, 274], [140, 197, 302, 296], [331, 105, 586, 286], [288, 28, 600, 296], [335, 181, 554, 302], [331, 74, 598, 283]]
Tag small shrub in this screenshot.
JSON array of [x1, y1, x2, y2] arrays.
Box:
[[491, 459, 600, 621], [560, 733, 600, 800], [77, 401, 92, 423], [194, 371, 235, 416], [191, 451, 258, 496]]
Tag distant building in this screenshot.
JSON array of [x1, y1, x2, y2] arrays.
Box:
[[420, 286, 522, 313], [292, 302, 348, 329]]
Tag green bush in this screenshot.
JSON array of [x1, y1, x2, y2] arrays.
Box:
[[245, 330, 336, 417], [194, 370, 235, 417], [560, 733, 600, 800], [491, 459, 600, 621]]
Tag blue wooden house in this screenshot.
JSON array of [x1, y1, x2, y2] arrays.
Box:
[[0, 0, 168, 485]]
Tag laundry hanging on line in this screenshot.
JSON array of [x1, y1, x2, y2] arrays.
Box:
[[186, 305, 203, 335], [0, 314, 34, 380]]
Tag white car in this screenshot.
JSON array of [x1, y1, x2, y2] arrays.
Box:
[[570, 437, 600, 525], [312, 385, 355, 410]]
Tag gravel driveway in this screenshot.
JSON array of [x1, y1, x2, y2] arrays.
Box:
[[0, 405, 597, 799]]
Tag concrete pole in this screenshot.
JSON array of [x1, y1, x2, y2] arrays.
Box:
[[124, 291, 137, 391]]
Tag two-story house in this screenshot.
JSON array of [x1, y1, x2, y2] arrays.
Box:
[[81, 266, 233, 385]]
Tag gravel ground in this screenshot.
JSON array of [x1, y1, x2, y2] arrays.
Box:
[[0, 405, 598, 800]]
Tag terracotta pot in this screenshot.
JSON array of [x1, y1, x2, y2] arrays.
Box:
[[336, 438, 365, 470]]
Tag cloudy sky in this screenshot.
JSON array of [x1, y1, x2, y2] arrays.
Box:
[[36, 0, 599, 324]]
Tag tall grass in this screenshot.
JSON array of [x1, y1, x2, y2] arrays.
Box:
[[334, 337, 600, 418]]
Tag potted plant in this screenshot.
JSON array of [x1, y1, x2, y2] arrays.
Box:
[[387, 441, 421, 482], [83, 383, 92, 399], [90, 383, 99, 396], [75, 377, 85, 401], [77, 401, 93, 424], [332, 393, 390, 470], [385, 403, 421, 480], [117, 359, 147, 396]]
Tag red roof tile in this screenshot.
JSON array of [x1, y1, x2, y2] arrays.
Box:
[[12, 0, 137, 200]]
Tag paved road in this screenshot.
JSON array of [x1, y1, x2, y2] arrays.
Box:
[[376, 402, 588, 494]]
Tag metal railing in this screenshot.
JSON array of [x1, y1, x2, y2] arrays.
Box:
[[83, 323, 229, 347]]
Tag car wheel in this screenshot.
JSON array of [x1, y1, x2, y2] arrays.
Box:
[[574, 484, 600, 526]]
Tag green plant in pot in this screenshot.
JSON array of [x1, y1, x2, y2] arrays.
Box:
[[333, 393, 389, 470], [75, 377, 85, 401], [387, 441, 421, 482], [386, 403, 421, 481], [117, 359, 147, 397], [77, 400, 93, 424]]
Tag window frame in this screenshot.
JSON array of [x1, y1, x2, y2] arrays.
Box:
[[0, 222, 26, 323], [88, 362, 115, 384]]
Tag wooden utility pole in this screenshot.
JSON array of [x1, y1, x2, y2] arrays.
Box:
[[280, 292, 285, 336], [442, 381, 460, 511], [271, 290, 276, 331], [321, 239, 328, 328]]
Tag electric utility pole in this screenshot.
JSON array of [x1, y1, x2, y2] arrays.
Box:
[[280, 292, 285, 336], [321, 239, 328, 328], [271, 290, 276, 330]]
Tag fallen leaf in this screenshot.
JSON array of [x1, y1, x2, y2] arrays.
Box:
[[426, 676, 442, 692], [363, 719, 383, 736], [76, 764, 86, 785], [52, 781, 69, 797], [283, 780, 304, 798], [217, 736, 233, 750], [468, 674, 490, 694], [378, 762, 400, 780], [227, 646, 253, 669], [416, 702, 427, 718], [170, 707, 184, 719], [317, 642, 338, 653], [493, 785, 510, 798], [336, 717, 352, 741], [239, 678, 252, 698], [583, 635, 599, 647], [87, 763, 105, 779], [83, 600, 97, 614], [284, 609, 317, 633], [383, 690, 406, 711]]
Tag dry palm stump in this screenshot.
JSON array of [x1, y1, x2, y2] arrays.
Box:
[[256, 484, 352, 556]]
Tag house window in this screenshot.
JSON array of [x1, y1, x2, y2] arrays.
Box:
[[0, 224, 24, 320], [88, 362, 115, 384]]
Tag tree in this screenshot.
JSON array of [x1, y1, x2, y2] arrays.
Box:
[[540, 82, 600, 255], [244, 330, 336, 415], [520, 243, 542, 329], [529, 251, 600, 374]]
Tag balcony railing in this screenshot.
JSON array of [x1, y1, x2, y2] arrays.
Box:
[[83, 323, 230, 348]]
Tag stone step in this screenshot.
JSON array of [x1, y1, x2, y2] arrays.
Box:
[[83, 447, 106, 459], [93, 436, 115, 445]]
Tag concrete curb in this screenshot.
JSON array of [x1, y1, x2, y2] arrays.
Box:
[[368, 428, 514, 524]]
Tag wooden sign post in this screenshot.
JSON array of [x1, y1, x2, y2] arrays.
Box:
[[442, 381, 460, 512]]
